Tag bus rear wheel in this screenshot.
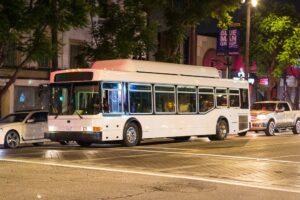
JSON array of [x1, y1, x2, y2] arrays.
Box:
[[122, 122, 141, 147], [76, 141, 92, 147], [208, 119, 229, 141]]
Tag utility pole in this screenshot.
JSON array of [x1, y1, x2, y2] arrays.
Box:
[[245, 0, 251, 80]]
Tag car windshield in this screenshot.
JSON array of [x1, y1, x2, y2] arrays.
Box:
[[251, 103, 276, 111], [49, 82, 100, 115], [0, 113, 29, 123]]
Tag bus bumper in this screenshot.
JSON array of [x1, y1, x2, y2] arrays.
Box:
[[45, 131, 102, 143]]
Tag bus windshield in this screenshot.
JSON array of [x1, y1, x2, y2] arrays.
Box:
[[50, 82, 100, 115]]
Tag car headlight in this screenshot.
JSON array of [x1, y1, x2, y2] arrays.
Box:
[[257, 114, 267, 120], [0, 128, 3, 133]]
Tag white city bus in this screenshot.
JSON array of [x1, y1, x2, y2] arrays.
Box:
[[45, 59, 250, 147]]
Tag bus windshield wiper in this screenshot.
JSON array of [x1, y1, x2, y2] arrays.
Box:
[[75, 111, 83, 119]]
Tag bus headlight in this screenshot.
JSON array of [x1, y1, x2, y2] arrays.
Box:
[[48, 126, 56, 132], [0, 128, 3, 133], [257, 115, 267, 120]]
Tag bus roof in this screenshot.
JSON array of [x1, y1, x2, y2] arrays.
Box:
[[91, 59, 220, 78]]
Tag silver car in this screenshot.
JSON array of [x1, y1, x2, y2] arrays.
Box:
[[0, 110, 48, 148]]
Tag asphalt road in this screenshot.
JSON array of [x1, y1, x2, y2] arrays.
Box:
[[0, 131, 299, 200]]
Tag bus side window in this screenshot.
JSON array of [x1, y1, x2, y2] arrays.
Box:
[[198, 88, 214, 113], [102, 82, 122, 113]]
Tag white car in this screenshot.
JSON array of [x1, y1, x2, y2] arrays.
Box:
[[0, 110, 49, 148]]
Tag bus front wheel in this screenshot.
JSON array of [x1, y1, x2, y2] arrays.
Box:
[[122, 122, 141, 147], [208, 119, 229, 141]]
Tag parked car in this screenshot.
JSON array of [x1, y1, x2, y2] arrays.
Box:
[[0, 110, 48, 148], [250, 101, 300, 136]]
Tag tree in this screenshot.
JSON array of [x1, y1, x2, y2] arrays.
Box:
[[85, 0, 159, 61], [248, 1, 299, 101], [33, 0, 89, 71], [277, 27, 300, 109], [0, 0, 90, 115], [85, 0, 241, 63], [155, 0, 241, 63]]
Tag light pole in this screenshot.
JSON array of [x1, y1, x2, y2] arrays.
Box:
[[244, 0, 257, 80]]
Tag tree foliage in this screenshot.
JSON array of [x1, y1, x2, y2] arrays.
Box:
[[156, 0, 241, 63], [249, 1, 300, 101], [86, 0, 241, 63], [0, 0, 90, 98], [85, 0, 159, 61]]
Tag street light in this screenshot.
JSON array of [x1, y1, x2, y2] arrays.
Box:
[[243, 0, 257, 80]]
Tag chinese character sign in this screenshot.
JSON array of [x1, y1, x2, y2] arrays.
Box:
[[217, 27, 240, 55]]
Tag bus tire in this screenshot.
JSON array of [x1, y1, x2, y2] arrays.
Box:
[[265, 120, 275, 136], [292, 119, 300, 134], [238, 131, 247, 136], [4, 130, 20, 149], [76, 141, 92, 147], [122, 122, 140, 147], [173, 136, 191, 142], [208, 119, 229, 141]]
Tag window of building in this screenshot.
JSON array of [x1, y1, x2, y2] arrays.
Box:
[[229, 89, 240, 107], [3, 42, 17, 67], [129, 83, 152, 114], [216, 88, 228, 107], [70, 42, 88, 68], [177, 86, 196, 113], [199, 88, 215, 113], [154, 85, 175, 113]]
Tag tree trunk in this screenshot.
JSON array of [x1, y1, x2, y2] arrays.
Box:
[[188, 26, 196, 65], [51, 0, 58, 71]]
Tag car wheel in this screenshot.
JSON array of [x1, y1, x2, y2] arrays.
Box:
[[292, 119, 300, 134], [208, 119, 229, 141], [76, 141, 92, 147], [4, 130, 20, 149], [173, 136, 191, 142], [265, 120, 276, 136], [122, 122, 140, 147], [238, 131, 247, 136], [33, 142, 44, 146]]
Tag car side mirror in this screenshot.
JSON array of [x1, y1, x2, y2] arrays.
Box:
[[276, 108, 284, 113], [27, 119, 35, 123]]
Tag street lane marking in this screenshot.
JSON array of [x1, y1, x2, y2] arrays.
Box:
[[118, 148, 300, 165], [0, 158, 299, 194], [2, 146, 299, 165], [269, 154, 300, 159]]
